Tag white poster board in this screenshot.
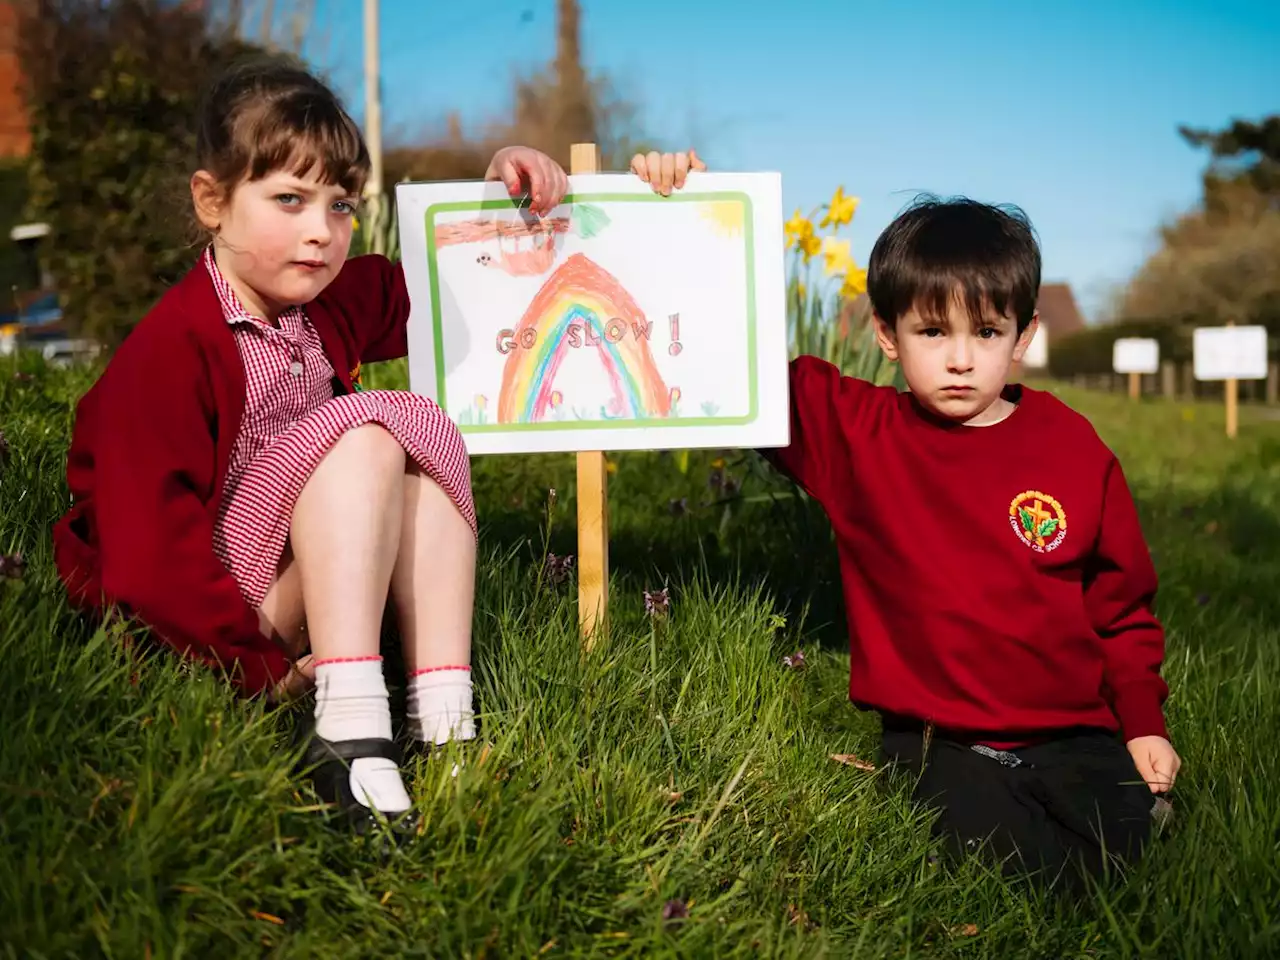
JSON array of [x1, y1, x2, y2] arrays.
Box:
[[1193, 325, 1268, 381], [395, 173, 789, 456], [1021, 324, 1048, 368], [1112, 337, 1159, 374]]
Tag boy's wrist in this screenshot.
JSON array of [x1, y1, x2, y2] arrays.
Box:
[[1111, 681, 1168, 743]]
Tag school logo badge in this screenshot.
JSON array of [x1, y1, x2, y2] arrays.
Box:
[[1009, 490, 1067, 552]]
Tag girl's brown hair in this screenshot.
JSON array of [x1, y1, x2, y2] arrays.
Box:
[[196, 55, 370, 196]]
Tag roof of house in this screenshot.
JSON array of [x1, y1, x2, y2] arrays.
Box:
[[1036, 283, 1087, 339]]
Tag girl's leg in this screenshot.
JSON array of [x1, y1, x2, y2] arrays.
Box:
[[391, 464, 478, 746], [287, 423, 412, 814], [257, 543, 307, 658]]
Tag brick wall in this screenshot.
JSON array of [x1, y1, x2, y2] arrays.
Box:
[[0, 2, 30, 159]]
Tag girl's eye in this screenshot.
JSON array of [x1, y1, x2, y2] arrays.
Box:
[[275, 193, 301, 206]]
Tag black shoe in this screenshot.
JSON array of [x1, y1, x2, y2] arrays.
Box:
[[295, 719, 421, 839]]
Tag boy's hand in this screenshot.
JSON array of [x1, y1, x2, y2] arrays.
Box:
[[1126, 735, 1181, 793], [485, 146, 569, 216], [630, 149, 706, 196]]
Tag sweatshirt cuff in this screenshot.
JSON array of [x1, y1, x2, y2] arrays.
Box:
[[1111, 682, 1169, 742]]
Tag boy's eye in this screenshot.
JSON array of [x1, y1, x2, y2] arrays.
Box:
[[921, 327, 943, 338], [333, 200, 357, 215], [978, 327, 1000, 339]]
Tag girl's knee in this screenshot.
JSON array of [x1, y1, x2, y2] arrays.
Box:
[[337, 423, 406, 472]]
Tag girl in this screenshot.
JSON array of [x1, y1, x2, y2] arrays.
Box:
[[53, 55, 704, 833]]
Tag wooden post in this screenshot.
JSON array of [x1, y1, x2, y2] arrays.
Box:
[[1223, 378, 1233, 440], [1161, 360, 1176, 400], [362, 0, 385, 254], [1128, 371, 1140, 400], [571, 142, 609, 646], [1225, 320, 1238, 439], [1267, 361, 1278, 406]]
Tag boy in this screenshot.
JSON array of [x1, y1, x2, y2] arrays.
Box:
[[765, 196, 1181, 888]]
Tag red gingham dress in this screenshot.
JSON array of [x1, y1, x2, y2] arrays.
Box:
[[205, 248, 476, 608]]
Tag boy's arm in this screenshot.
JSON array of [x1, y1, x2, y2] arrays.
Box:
[[759, 354, 874, 506], [1084, 458, 1170, 742]]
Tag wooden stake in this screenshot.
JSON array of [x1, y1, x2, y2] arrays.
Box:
[[1226, 377, 1238, 439], [570, 142, 609, 646], [1128, 371, 1140, 401], [1225, 320, 1238, 439]]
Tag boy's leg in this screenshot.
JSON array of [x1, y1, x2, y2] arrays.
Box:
[[881, 725, 1063, 878], [1022, 732, 1155, 882]]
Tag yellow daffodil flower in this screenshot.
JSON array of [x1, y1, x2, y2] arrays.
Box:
[[799, 233, 821, 262], [821, 236, 854, 277], [840, 265, 869, 299], [784, 208, 815, 249], [819, 187, 859, 230]]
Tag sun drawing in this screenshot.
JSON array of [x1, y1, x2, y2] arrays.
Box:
[[699, 200, 744, 237]]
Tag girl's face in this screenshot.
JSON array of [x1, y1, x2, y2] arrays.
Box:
[[192, 164, 360, 322]]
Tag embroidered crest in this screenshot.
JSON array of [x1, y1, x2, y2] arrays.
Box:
[[1009, 490, 1067, 552]]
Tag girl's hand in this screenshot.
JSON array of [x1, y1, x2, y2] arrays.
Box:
[[630, 149, 706, 196], [269, 653, 316, 704], [485, 146, 569, 216]]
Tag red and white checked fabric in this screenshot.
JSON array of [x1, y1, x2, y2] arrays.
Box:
[[203, 247, 476, 607]]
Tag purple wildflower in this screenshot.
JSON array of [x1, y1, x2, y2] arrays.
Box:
[[661, 898, 689, 923], [0, 553, 26, 580], [644, 587, 670, 618], [543, 553, 575, 585], [782, 649, 807, 671]]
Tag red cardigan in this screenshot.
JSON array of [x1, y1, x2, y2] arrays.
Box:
[[53, 254, 412, 695]]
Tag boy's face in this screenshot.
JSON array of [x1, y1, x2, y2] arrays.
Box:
[[192, 164, 360, 321], [874, 297, 1039, 426]]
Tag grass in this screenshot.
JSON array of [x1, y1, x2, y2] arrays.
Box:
[[2, 353, 1279, 958]]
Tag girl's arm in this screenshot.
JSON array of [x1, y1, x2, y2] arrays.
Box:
[[88, 332, 292, 694]]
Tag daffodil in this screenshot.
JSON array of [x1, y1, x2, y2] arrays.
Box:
[[840, 265, 868, 299], [798, 232, 821, 262], [784, 208, 815, 249], [820, 187, 859, 230], [821, 236, 854, 277]]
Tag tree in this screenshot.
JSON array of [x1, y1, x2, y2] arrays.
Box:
[[17, 0, 259, 345], [1115, 114, 1280, 338], [1179, 115, 1280, 205]]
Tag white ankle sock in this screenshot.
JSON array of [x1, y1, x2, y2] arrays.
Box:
[[313, 658, 412, 814], [406, 666, 476, 745]]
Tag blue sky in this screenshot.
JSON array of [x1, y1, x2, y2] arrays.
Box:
[[305, 0, 1278, 321]]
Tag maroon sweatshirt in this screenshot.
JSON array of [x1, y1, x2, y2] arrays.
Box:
[[53, 254, 411, 695], [767, 356, 1169, 745]]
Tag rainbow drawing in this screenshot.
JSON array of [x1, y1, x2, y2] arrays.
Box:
[[497, 253, 671, 424]]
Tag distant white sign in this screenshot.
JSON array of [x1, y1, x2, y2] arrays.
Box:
[[1021, 324, 1048, 368], [1112, 337, 1160, 375], [1193, 325, 1268, 381]]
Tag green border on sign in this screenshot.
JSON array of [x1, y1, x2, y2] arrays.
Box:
[[422, 191, 758, 433]]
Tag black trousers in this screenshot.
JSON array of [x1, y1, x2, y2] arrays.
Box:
[[880, 719, 1156, 891]]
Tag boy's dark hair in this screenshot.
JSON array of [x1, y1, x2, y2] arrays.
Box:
[[867, 196, 1042, 333], [196, 55, 370, 197]]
